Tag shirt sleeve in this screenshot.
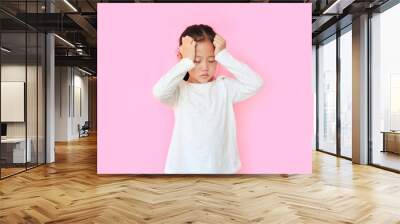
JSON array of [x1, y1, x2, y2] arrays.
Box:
[[152, 58, 195, 107], [215, 49, 264, 103]]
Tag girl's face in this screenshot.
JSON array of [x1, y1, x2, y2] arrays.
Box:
[[187, 40, 217, 83]]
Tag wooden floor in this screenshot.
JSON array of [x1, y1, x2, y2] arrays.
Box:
[[373, 150, 400, 171], [0, 167, 26, 178], [1, 134, 400, 224]]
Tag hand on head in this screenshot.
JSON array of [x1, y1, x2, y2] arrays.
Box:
[[213, 34, 226, 55], [178, 34, 226, 60], [178, 36, 196, 61]]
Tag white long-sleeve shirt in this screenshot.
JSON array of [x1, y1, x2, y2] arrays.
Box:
[[152, 49, 264, 174]]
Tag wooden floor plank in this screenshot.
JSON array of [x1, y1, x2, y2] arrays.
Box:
[[1, 134, 400, 223]]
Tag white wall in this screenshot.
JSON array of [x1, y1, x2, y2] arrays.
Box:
[[55, 66, 69, 141], [71, 72, 89, 139], [55, 67, 89, 141]]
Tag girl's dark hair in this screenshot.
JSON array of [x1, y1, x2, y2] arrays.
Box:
[[179, 24, 216, 81]]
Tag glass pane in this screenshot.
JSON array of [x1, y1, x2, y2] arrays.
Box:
[[25, 0, 38, 169], [371, 4, 400, 171], [340, 29, 352, 158], [38, 32, 45, 165], [27, 31, 38, 169], [0, 1, 46, 178], [1, 31, 27, 177], [318, 36, 337, 154]]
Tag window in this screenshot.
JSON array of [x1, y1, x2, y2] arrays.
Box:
[[317, 35, 337, 154], [339, 27, 352, 158], [371, 2, 400, 171]]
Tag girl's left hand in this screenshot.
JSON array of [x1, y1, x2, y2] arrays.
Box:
[[213, 34, 226, 55]]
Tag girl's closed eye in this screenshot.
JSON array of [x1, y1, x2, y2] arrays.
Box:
[[194, 57, 201, 63], [194, 59, 215, 64], [208, 56, 216, 63]]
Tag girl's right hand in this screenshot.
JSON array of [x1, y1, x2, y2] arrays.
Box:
[[179, 36, 196, 61]]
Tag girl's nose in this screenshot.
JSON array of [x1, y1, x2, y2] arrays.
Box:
[[202, 60, 212, 67], [200, 61, 208, 69]]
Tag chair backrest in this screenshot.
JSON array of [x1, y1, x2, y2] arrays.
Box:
[[82, 121, 90, 129]]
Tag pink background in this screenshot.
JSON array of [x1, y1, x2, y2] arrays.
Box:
[[97, 3, 313, 174]]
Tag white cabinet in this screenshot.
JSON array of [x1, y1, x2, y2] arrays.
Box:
[[1, 138, 32, 163]]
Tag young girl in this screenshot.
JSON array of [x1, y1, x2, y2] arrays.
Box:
[[152, 24, 264, 174]]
